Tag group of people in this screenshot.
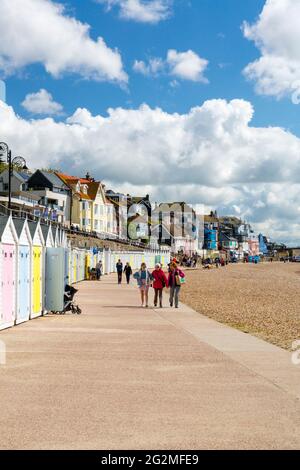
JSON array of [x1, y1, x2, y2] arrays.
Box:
[[202, 257, 227, 268], [116, 259, 185, 309], [116, 260, 133, 285], [180, 253, 198, 268]]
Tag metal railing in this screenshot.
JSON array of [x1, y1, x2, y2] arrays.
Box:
[[0, 202, 161, 251]]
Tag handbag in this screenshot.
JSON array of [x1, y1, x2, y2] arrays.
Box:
[[160, 274, 166, 288]]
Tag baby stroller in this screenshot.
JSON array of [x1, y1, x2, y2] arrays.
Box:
[[62, 284, 82, 315]]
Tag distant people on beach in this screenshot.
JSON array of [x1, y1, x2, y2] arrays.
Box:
[[180, 253, 198, 268], [96, 260, 103, 280], [168, 262, 185, 308], [133, 263, 152, 308], [124, 262, 133, 284], [116, 259, 123, 284], [152, 263, 168, 308]]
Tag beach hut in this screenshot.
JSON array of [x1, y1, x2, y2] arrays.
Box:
[[14, 219, 32, 325], [0, 216, 18, 330], [51, 225, 59, 247], [45, 248, 65, 312], [64, 248, 70, 286], [42, 224, 55, 315], [85, 250, 91, 279], [41, 224, 54, 248], [57, 226, 62, 247], [78, 250, 86, 281], [71, 248, 78, 283], [104, 249, 111, 275], [61, 229, 67, 248], [28, 221, 45, 318]]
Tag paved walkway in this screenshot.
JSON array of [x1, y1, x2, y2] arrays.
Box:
[[1, 275, 300, 450]]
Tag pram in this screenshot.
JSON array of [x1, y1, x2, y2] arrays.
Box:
[[53, 284, 82, 315]]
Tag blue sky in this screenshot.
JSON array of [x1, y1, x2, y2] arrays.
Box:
[[5, 0, 299, 135], [1, 0, 300, 245]]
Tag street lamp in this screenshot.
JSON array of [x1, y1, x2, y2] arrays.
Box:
[[0, 142, 28, 211]]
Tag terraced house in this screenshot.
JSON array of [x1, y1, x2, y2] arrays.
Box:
[[56, 172, 117, 236]]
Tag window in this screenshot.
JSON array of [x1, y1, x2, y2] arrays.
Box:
[[94, 204, 99, 215], [82, 218, 86, 226]]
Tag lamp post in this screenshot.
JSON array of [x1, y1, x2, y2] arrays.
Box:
[[0, 142, 12, 210], [0, 142, 28, 212]]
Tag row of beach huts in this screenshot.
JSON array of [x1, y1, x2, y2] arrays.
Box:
[[0, 215, 170, 331]]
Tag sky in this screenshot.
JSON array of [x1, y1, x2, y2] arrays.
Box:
[[0, 0, 300, 245]]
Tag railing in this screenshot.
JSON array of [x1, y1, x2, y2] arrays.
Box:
[[0, 202, 162, 252]]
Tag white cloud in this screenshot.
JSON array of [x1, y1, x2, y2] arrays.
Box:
[[133, 49, 209, 82], [98, 0, 172, 23], [0, 98, 300, 244], [0, 0, 127, 83], [133, 58, 164, 76], [22, 89, 63, 115], [167, 49, 209, 82], [243, 0, 300, 101]]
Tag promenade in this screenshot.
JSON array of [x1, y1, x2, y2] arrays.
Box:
[[1, 275, 300, 450]]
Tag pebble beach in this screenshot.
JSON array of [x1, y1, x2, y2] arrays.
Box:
[[181, 262, 300, 350]]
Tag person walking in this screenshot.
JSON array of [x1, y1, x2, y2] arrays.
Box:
[[152, 263, 168, 308], [116, 259, 123, 284], [96, 260, 103, 280], [168, 262, 185, 308], [133, 263, 152, 308], [124, 262, 133, 284]]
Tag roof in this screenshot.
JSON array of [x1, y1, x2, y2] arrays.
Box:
[[38, 170, 69, 190], [131, 195, 150, 204], [0, 215, 9, 236], [204, 214, 219, 223], [158, 202, 194, 212], [13, 218, 26, 237], [17, 171, 31, 181], [220, 233, 238, 242], [0, 168, 32, 182], [27, 220, 42, 239], [219, 216, 242, 226], [56, 172, 103, 201], [41, 224, 51, 240], [87, 181, 101, 201], [56, 172, 92, 185]]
